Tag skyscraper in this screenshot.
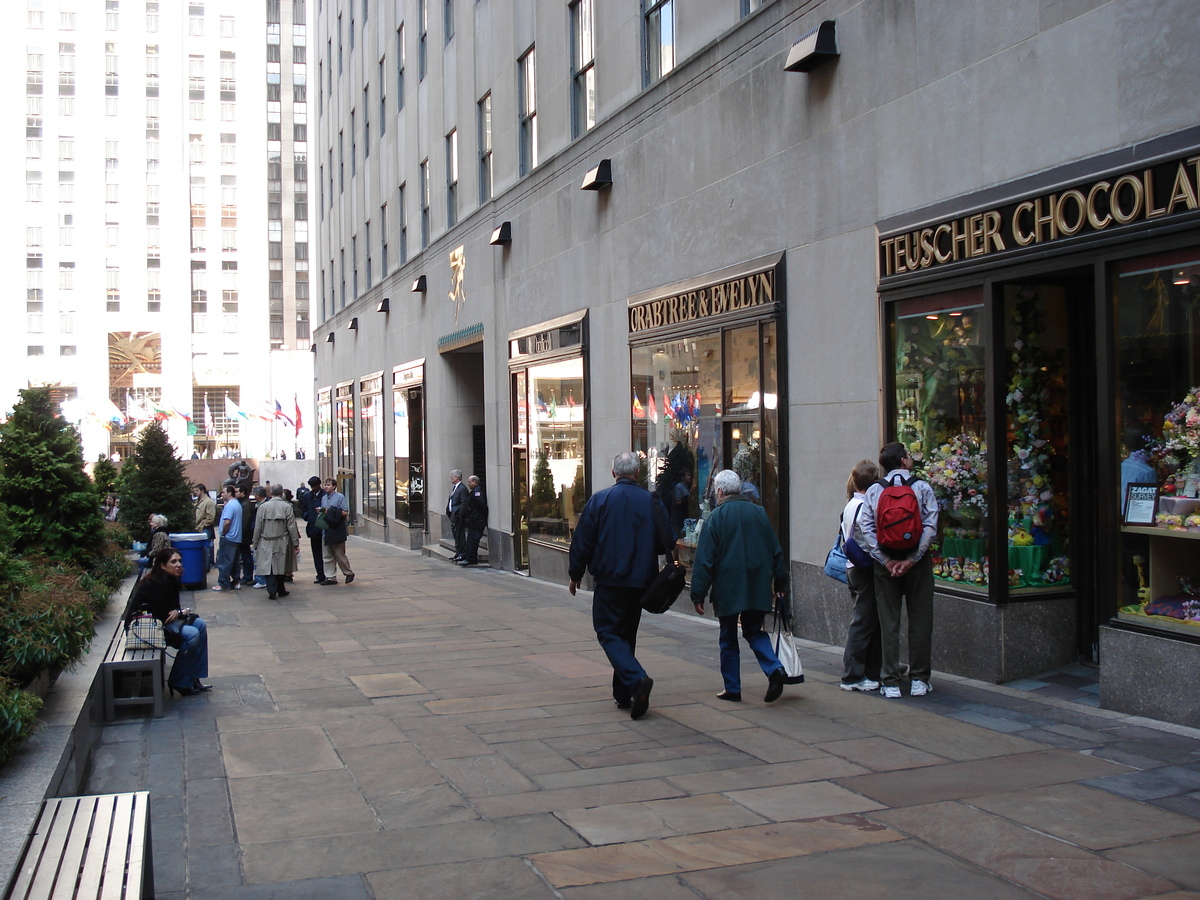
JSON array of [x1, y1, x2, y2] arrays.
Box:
[[5, 0, 312, 462]]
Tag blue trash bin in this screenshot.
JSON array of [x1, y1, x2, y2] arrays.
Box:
[[169, 533, 209, 589]]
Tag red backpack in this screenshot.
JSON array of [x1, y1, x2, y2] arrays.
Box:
[[874, 475, 922, 554]]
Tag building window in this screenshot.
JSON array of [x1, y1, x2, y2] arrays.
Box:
[[351, 235, 358, 298], [510, 318, 589, 558], [363, 86, 370, 155], [740, 0, 766, 15], [361, 377, 385, 519], [417, 0, 427, 80], [27, 346, 44, 357], [350, 111, 356, 176], [338, 131, 344, 190], [644, 0, 675, 84], [379, 59, 386, 133], [477, 93, 492, 203], [337, 14, 343, 73], [444, 0, 453, 43], [445, 129, 458, 228], [380, 202, 388, 274], [518, 47, 537, 176], [398, 183, 407, 264], [419, 160, 430, 248], [570, 0, 595, 138], [220, 15, 234, 37], [364, 221, 372, 288], [60, 345, 76, 356], [395, 25, 405, 110]]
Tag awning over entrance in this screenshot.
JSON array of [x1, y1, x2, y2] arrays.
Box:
[[437, 322, 484, 354]]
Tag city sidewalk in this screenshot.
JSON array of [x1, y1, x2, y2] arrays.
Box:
[[88, 537, 1200, 899]]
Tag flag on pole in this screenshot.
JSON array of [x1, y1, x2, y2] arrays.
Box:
[[204, 394, 215, 437], [632, 390, 645, 419], [647, 390, 658, 424], [224, 394, 248, 421], [274, 399, 295, 428], [294, 394, 302, 437]]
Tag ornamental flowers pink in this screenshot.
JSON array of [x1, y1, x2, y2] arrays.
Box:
[[925, 433, 988, 515]]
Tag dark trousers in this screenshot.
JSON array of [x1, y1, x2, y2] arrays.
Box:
[[237, 542, 254, 585], [842, 563, 881, 684], [592, 584, 648, 704], [265, 573, 287, 597], [463, 525, 484, 563], [451, 515, 466, 556], [309, 533, 326, 581], [203, 526, 215, 569], [874, 554, 935, 687]]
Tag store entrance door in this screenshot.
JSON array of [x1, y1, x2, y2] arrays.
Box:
[[995, 268, 1097, 661]]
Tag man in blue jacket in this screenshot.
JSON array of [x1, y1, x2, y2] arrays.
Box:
[[569, 451, 666, 719]]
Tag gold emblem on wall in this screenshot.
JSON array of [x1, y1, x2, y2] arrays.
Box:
[[448, 245, 466, 323]]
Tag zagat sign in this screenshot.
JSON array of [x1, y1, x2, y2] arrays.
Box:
[[879, 153, 1200, 279], [628, 269, 775, 333]]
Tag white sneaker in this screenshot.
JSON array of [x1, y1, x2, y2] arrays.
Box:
[[910, 679, 933, 696], [881, 685, 902, 699], [840, 679, 880, 692]]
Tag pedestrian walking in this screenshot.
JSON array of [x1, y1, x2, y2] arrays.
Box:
[[568, 451, 666, 720], [690, 469, 790, 703]]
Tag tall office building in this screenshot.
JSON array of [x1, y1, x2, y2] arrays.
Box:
[[4, 0, 312, 462]]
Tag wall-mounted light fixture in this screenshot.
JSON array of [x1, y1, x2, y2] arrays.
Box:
[[347, 317, 359, 330], [581, 159, 613, 191], [411, 275, 428, 293], [310, 343, 316, 353], [377, 297, 390, 313], [325, 332, 335, 344], [784, 20, 838, 72], [490, 221, 512, 245]]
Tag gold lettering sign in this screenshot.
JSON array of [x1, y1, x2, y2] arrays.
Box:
[[880, 154, 1200, 279], [628, 270, 776, 334]]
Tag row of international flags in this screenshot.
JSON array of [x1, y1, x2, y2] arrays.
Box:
[[632, 389, 702, 426], [535, 390, 577, 420], [85, 393, 304, 438]]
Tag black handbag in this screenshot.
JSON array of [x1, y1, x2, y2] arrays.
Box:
[[640, 499, 687, 614]]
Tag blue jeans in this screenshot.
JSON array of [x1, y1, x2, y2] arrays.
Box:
[[215, 537, 238, 589], [718, 610, 782, 694], [592, 584, 648, 704], [165, 617, 209, 688]]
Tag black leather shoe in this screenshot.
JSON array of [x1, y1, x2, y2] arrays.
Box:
[[193, 682, 213, 692], [321, 578, 338, 585], [716, 691, 742, 702], [630, 677, 654, 720], [277, 590, 289, 597], [765, 668, 786, 703], [313, 577, 326, 584], [615, 699, 631, 710], [267, 593, 277, 599], [345, 574, 355, 584], [169, 683, 197, 697]]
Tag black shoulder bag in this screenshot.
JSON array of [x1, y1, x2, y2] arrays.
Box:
[[640, 498, 687, 614]]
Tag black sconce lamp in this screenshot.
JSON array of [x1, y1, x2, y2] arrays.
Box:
[[377, 297, 390, 313], [309, 343, 316, 353], [411, 275, 427, 293], [581, 159, 613, 191], [784, 20, 838, 72], [325, 332, 335, 344], [347, 317, 358, 330], [490, 221, 512, 245]]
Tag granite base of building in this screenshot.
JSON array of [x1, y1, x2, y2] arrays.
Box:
[[792, 562, 1077, 684], [1100, 625, 1200, 728], [528, 541, 571, 586]]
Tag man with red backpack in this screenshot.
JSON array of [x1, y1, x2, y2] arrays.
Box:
[[860, 442, 939, 699]]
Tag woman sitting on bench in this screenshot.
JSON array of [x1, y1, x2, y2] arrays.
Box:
[[127, 547, 212, 697]]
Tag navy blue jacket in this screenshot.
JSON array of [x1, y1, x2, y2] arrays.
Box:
[[569, 478, 667, 588]]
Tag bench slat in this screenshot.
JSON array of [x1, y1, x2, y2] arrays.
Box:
[[98, 794, 132, 900], [57, 797, 102, 899]]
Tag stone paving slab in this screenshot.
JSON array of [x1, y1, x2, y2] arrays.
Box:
[[48, 537, 1200, 898]]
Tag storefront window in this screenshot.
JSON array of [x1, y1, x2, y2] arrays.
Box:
[[393, 367, 424, 527], [317, 387, 333, 479], [509, 316, 587, 551], [360, 375, 384, 520], [631, 319, 781, 555], [1116, 247, 1200, 633], [334, 383, 355, 514], [893, 290, 989, 592]]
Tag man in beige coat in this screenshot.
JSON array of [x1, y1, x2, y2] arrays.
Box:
[[253, 483, 301, 599]]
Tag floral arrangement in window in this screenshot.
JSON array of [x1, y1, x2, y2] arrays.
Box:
[[925, 433, 988, 515], [1006, 289, 1057, 520], [1156, 512, 1184, 530], [1186, 514, 1200, 531], [1163, 386, 1200, 462]]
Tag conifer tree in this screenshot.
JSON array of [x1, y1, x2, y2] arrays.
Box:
[[529, 451, 560, 520], [92, 454, 119, 497], [118, 421, 194, 542], [0, 387, 103, 563]]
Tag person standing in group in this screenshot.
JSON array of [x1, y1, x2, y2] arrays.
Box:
[[193, 484, 216, 569], [838, 459, 883, 693], [446, 469, 468, 562], [253, 484, 301, 599], [319, 477, 355, 585], [568, 451, 666, 720], [458, 475, 488, 567], [298, 476, 327, 584], [234, 485, 257, 589], [690, 469, 789, 703], [248, 486, 270, 588], [860, 442, 940, 699], [212, 484, 243, 592]]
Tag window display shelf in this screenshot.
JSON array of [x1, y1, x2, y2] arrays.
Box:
[[1118, 525, 1200, 632]]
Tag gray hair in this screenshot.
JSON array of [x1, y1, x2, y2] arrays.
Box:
[[450, 469, 463, 480], [254, 485, 268, 499], [713, 469, 742, 497], [612, 451, 639, 478], [270, 483, 284, 496], [149, 514, 168, 529], [467, 475, 479, 487]]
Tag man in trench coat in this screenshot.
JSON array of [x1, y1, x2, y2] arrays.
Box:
[[253, 483, 301, 599]]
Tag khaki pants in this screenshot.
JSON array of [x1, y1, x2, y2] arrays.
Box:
[[322, 540, 354, 579]]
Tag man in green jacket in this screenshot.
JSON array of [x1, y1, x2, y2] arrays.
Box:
[[691, 469, 789, 703]]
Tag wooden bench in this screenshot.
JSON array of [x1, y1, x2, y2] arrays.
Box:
[[100, 624, 164, 721], [3, 792, 154, 900]]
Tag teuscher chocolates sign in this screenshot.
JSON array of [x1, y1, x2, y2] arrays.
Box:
[[879, 152, 1200, 279], [628, 269, 776, 333]]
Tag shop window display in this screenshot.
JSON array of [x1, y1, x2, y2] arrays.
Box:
[[392, 381, 424, 527], [360, 377, 384, 520], [1116, 248, 1200, 633], [521, 357, 586, 544]]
